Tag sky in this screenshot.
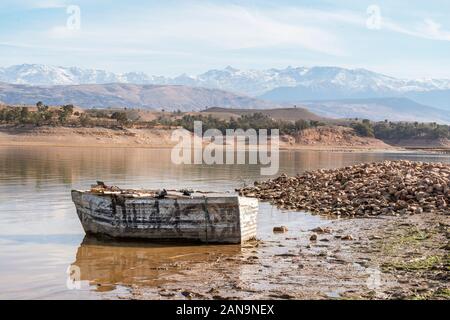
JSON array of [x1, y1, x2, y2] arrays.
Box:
[[0, 0, 449, 79]]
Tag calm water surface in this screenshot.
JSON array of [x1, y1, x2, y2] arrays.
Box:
[[0, 146, 449, 299]]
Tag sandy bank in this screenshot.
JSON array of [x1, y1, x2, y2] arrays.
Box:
[[0, 125, 178, 149], [0, 125, 400, 152]]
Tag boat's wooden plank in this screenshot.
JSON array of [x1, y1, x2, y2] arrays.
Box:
[[71, 190, 258, 244]]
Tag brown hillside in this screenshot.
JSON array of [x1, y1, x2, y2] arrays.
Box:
[[287, 126, 392, 148], [384, 138, 450, 149], [203, 107, 324, 121]]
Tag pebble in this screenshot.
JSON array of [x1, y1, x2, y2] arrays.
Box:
[[311, 226, 333, 234], [273, 226, 289, 233], [238, 160, 450, 216]]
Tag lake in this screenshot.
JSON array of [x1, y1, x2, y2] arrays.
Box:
[[0, 146, 449, 299]]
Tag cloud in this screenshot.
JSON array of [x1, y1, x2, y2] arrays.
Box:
[[284, 6, 450, 42], [0, 0, 70, 9], [379, 17, 450, 42], [30, 3, 345, 57], [32, 0, 68, 8], [1, 1, 449, 77], [280, 5, 450, 43], [419, 19, 450, 41], [15, 2, 450, 61], [177, 5, 345, 55]]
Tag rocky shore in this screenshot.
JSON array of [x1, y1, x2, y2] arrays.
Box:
[[238, 160, 450, 216]]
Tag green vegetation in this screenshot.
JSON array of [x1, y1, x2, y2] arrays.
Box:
[[1, 102, 450, 142], [378, 226, 432, 255], [58, 104, 74, 125], [351, 119, 374, 137], [374, 121, 449, 140], [349, 118, 450, 140], [0, 103, 131, 128], [172, 113, 322, 135], [381, 255, 445, 272], [405, 287, 450, 300], [0, 102, 76, 126], [111, 111, 128, 126]]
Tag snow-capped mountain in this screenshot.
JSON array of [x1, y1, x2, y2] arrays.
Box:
[[258, 68, 450, 110], [0, 64, 158, 86], [168, 65, 450, 96], [1, 64, 450, 109], [2, 63, 449, 93]]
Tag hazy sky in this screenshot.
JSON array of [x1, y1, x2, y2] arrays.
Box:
[[1, 0, 449, 78]]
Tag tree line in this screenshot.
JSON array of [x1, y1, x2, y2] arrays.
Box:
[[351, 119, 450, 140], [1, 102, 449, 141], [171, 113, 322, 135], [0, 102, 132, 127], [0, 102, 75, 126]]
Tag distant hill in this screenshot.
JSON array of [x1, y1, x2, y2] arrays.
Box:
[[297, 98, 450, 124], [261, 85, 450, 111], [203, 107, 324, 121], [0, 82, 277, 111], [404, 89, 450, 111]]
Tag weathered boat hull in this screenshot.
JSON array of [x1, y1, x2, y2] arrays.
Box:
[[71, 190, 258, 244]]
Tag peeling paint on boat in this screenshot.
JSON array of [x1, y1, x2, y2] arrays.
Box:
[[71, 190, 258, 244]]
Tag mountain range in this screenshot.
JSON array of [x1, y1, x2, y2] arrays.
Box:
[[1, 64, 450, 122], [1, 64, 449, 101], [300, 98, 450, 123]]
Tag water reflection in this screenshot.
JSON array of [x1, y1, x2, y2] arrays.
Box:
[[1, 146, 449, 190], [72, 236, 242, 292]]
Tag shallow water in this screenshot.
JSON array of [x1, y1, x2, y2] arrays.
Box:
[[0, 146, 449, 299]]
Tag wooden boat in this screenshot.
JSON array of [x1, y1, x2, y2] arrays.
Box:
[[71, 184, 258, 244]]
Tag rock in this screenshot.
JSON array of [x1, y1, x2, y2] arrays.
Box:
[[310, 234, 318, 241], [341, 235, 354, 241], [181, 291, 192, 299], [437, 198, 447, 208], [311, 226, 332, 234], [238, 160, 449, 217], [273, 226, 288, 233]]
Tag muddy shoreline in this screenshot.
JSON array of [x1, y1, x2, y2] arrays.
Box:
[[74, 211, 448, 300], [72, 161, 449, 300]]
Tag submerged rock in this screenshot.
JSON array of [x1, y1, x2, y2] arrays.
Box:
[[238, 160, 450, 216], [311, 226, 333, 234], [273, 226, 289, 233]]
